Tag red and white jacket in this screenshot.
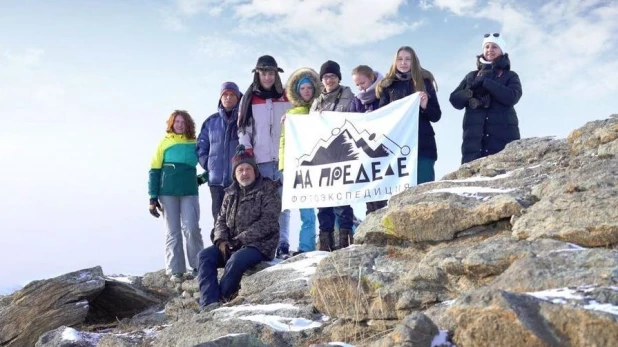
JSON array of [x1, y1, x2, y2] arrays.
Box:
[[238, 93, 291, 164]]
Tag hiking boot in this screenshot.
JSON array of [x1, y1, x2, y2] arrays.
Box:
[[170, 273, 184, 283], [339, 228, 353, 249], [318, 230, 334, 252], [276, 245, 290, 259], [184, 268, 198, 280], [292, 250, 305, 256]]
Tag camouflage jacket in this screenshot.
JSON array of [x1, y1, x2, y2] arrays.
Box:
[[213, 176, 281, 260]]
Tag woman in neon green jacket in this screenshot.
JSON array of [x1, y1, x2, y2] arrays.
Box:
[[148, 110, 204, 283]]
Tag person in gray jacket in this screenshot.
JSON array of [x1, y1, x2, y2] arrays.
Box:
[[237, 55, 292, 258], [310, 60, 355, 113], [309, 60, 355, 251]]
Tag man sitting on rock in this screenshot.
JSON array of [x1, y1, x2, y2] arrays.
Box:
[[197, 145, 281, 310]]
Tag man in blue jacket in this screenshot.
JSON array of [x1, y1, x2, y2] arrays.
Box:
[[196, 82, 243, 241]]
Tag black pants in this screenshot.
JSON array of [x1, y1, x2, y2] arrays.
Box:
[[209, 186, 226, 242], [318, 205, 354, 232]]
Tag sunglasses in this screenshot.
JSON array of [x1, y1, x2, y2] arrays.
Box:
[[484, 33, 500, 38]]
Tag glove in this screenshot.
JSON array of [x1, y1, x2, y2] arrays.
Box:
[[470, 75, 485, 89], [197, 171, 208, 186], [468, 94, 491, 109], [217, 240, 232, 263], [229, 238, 242, 250], [149, 198, 163, 218]]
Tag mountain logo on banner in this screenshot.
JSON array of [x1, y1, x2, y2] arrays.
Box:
[[297, 120, 410, 167]]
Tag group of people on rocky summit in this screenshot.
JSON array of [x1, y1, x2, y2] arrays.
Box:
[[147, 33, 522, 310]]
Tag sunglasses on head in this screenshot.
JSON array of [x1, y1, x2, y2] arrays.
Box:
[[484, 33, 500, 38]]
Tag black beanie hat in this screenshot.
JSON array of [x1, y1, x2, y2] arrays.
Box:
[[319, 60, 342, 80]]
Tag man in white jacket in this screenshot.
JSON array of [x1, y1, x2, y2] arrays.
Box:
[[237, 55, 292, 258]]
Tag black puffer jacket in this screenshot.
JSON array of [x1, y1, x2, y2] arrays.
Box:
[[449, 54, 522, 164], [378, 78, 442, 160]]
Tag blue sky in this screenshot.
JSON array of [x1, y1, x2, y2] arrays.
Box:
[[1, 0, 617, 293]]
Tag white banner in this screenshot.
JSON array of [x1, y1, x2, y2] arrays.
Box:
[[282, 93, 420, 209]]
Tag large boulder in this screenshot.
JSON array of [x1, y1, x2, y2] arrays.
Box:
[[310, 245, 443, 320], [239, 251, 329, 306], [355, 145, 563, 245], [0, 267, 105, 347], [490, 248, 618, 292], [447, 287, 618, 347], [419, 234, 570, 283], [442, 136, 571, 180], [567, 115, 618, 157], [512, 158, 618, 247], [86, 276, 166, 324], [373, 312, 447, 347]]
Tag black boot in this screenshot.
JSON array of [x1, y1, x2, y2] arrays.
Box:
[[318, 230, 334, 252], [339, 228, 353, 249]]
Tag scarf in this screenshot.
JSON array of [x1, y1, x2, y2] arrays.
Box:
[[238, 83, 283, 131], [476, 54, 511, 71], [254, 86, 281, 100], [395, 70, 412, 81], [356, 72, 383, 105]]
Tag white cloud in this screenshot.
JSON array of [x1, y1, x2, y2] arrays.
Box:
[[419, 0, 433, 11], [175, 0, 243, 16], [196, 35, 250, 59], [433, 0, 478, 15], [429, 0, 618, 97], [2, 48, 44, 67], [176, 0, 210, 16], [159, 8, 188, 32], [232, 0, 423, 48]]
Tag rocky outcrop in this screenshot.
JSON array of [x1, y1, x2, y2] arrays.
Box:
[[87, 277, 166, 324], [447, 287, 618, 347], [311, 245, 447, 320], [2, 268, 168, 347], [489, 248, 618, 292], [0, 267, 105, 347], [15, 115, 618, 346], [35, 325, 156, 347], [355, 137, 571, 246], [511, 158, 618, 247], [373, 312, 442, 347], [567, 116, 618, 157]]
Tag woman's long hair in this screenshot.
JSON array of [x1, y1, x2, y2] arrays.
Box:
[[376, 46, 438, 98], [166, 110, 196, 139]]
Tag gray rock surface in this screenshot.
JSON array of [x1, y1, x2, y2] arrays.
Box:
[[512, 158, 618, 247], [22, 115, 618, 347], [87, 277, 165, 323], [0, 267, 105, 347], [448, 286, 618, 347], [490, 248, 618, 292], [374, 312, 440, 347]]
